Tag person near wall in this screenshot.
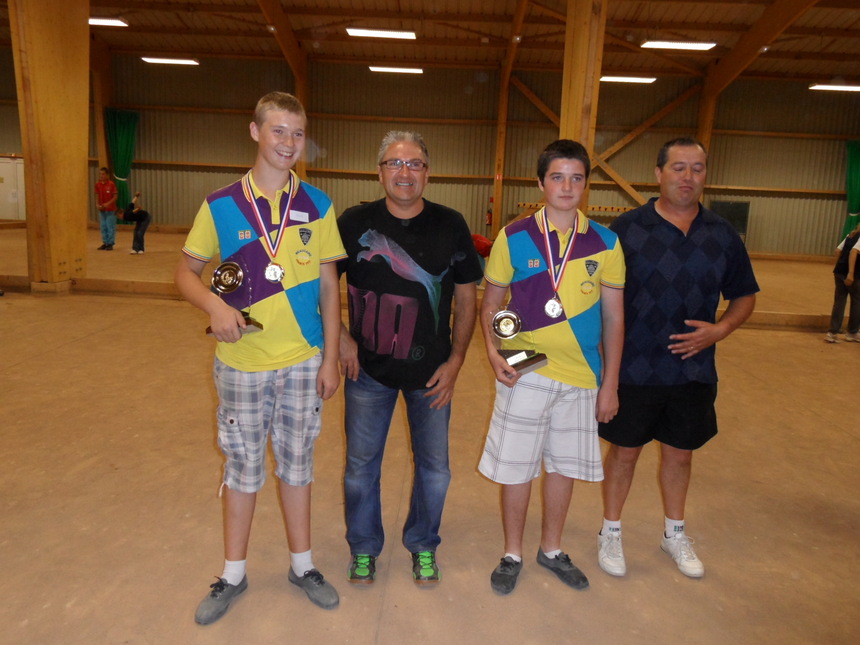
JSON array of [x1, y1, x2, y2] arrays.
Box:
[[175, 92, 346, 625], [94, 167, 118, 250], [122, 192, 153, 254], [337, 130, 483, 587], [825, 223, 860, 343], [478, 139, 626, 596], [597, 137, 759, 580]]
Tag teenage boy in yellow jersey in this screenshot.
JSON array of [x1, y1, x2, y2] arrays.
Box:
[[175, 92, 346, 624], [478, 139, 625, 595]]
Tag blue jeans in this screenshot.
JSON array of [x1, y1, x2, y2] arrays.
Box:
[[343, 368, 451, 556], [99, 210, 116, 245]]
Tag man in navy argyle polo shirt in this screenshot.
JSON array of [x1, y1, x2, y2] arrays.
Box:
[[596, 137, 759, 579]]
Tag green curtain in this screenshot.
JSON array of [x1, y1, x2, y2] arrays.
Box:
[[842, 140, 860, 238], [105, 108, 139, 223]]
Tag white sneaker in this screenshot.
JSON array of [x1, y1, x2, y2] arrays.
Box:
[[825, 332, 838, 343], [661, 533, 704, 578], [845, 332, 860, 342], [598, 531, 626, 576]]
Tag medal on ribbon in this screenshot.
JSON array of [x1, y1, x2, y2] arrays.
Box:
[[540, 208, 578, 320], [243, 171, 295, 284]]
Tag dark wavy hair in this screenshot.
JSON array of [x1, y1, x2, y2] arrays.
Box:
[[537, 139, 591, 182]]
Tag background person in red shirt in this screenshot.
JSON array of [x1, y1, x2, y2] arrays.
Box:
[[94, 167, 118, 250]]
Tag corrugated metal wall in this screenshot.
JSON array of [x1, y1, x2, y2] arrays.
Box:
[[3, 49, 859, 255]]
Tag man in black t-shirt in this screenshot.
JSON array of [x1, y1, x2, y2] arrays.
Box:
[[337, 131, 483, 588]]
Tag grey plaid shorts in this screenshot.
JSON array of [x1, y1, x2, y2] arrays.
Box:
[[213, 354, 323, 492]]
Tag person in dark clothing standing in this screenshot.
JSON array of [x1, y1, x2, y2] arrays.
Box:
[[825, 223, 860, 343]]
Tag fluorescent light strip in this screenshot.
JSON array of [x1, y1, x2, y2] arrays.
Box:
[[141, 57, 200, 66], [369, 66, 423, 74], [89, 18, 128, 27], [348, 28, 416, 40], [809, 83, 860, 92], [601, 76, 656, 84], [641, 40, 716, 51]]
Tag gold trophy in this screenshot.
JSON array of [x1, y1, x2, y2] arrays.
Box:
[[205, 261, 263, 335], [491, 308, 548, 374]]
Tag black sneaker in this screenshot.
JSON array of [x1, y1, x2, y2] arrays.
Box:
[[105, 244, 114, 250], [411, 551, 440, 586], [97, 244, 107, 250], [490, 556, 523, 595], [288, 568, 340, 609], [536, 548, 589, 590], [348, 554, 376, 584], [194, 576, 248, 625]]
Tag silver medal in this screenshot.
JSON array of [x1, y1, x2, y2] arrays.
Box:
[[544, 297, 563, 318], [264, 262, 285, 283]]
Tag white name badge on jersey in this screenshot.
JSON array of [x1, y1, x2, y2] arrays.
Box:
[[290, 210, 309, 222]]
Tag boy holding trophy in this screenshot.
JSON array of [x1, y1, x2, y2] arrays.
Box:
[[175, 92, 346, 624], [478, 139, 625, 596]]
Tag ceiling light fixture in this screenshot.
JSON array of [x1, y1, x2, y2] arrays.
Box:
[[809, 83, 860, 92], [600, 76, 657, 84], [141, 57, 200, 66], [348, 28, 416, 40], [89, 18, 128, 27], [369, 66, 423, 74], [641, 40, 716, 51]]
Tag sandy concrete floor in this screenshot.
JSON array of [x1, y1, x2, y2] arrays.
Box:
[[0, 226, 858, 644]]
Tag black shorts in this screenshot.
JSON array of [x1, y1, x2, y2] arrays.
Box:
[[598, 382, 718, 451]]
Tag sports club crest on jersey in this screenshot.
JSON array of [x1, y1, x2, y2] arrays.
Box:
[[585, 259, 598, 276], [299, 228, 312, 245]]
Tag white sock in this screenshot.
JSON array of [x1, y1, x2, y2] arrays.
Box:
[[290, 550, 314, 577], [602, 518, 622, 535], [504, 553, 522, 563], [542, 548, 562, 559], [665, 516, 685, 538], [221, 559, 246, 586]]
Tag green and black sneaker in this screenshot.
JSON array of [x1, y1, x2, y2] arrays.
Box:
[[348, 554, 376, 584], [411, 551, 440, 586]]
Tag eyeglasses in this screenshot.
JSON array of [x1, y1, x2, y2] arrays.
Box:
[[379, 159, 427, 171]]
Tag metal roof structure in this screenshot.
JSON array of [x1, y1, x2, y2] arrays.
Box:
[[2, 0, 858, 84]]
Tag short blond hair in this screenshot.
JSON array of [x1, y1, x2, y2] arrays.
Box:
[[253, 92, 306, 126]]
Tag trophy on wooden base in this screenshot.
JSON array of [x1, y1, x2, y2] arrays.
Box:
[[491, 308, 547, 374], [205, 261, 263, 336]]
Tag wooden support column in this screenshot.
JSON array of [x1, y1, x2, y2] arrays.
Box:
[[256, 0, 310, 178], [490, 0, 530, 238], [9, 0, 90, 288], [559, 0, 607, 212], [90, 35, 113, 172]]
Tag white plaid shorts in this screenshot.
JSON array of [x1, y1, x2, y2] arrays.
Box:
[[478, 371, 603, 485], [213, 354, 323, 492]]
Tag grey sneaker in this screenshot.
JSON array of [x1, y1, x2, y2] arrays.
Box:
[[490, 556, 523, 595], [661, 533, 705, 578], [289, 568, 340, 609], [597, 531, 627, 577], [194, 576, 248, 625], [845, 332, 860, 342], [825, 332, 839, 343], [536, 548, 589, 590]]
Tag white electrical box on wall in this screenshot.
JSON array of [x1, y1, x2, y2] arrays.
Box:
[[0, 158, 26, 221]]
